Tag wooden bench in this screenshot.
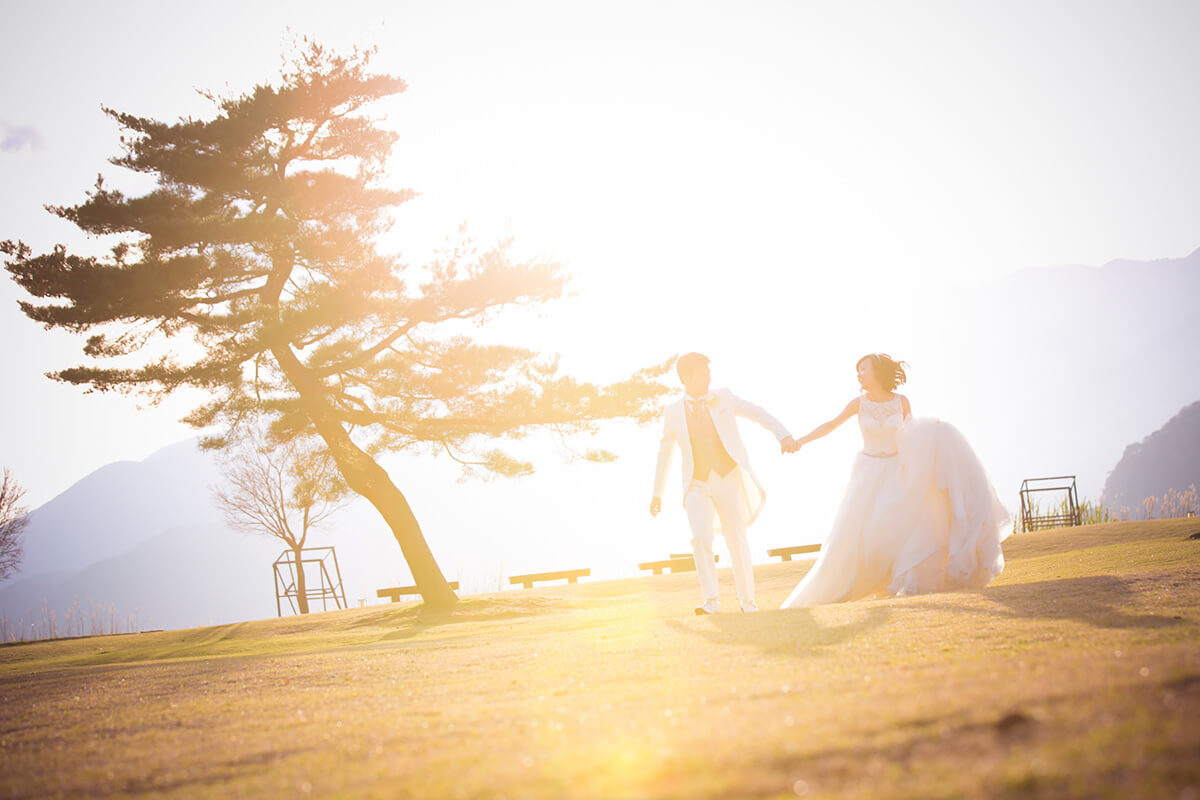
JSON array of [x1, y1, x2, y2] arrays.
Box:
[[376, 582, 460, 602], [509, 569, 590, 589], [638, 554, 719, 575], [767, 545, 821, 562]]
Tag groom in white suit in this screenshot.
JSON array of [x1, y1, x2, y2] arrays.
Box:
[[651, 353, 795, 614]]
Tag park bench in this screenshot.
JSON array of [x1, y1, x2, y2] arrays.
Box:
[[376, 581, 460, 602], [509, 569, 590, 589], [767, 545, 821, 561], [638, 554, 718, 575]]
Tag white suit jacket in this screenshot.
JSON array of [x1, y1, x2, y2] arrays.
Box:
[[652, 388, 790, 526]]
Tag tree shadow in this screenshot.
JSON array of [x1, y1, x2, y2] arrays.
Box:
[[665, 605, 893, 659], [348, 595, 569, 641]]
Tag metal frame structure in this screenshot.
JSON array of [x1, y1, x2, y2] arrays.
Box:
[[1018, 476, 1082, 532], [272, 546, 347, 616]]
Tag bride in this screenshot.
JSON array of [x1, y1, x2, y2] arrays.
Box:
[[780, 354, 1010, 608]]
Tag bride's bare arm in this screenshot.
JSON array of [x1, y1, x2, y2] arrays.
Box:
[[796, 398, 860, 446], [901, 395, 912, 420]]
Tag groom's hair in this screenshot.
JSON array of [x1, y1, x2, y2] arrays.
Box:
[[676, 352, 710, 380]]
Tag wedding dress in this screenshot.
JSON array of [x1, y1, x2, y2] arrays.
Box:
[[780, 395, 1011, 608]]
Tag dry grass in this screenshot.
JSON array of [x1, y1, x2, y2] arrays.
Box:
[[1, 519, 1198, 799]]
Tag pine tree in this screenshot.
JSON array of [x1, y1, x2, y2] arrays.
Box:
[[3, 41, 669, 606]]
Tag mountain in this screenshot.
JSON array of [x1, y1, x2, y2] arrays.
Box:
[[913, 245, 1200, 505], [1101, 401, 1200, 516], [17, 438, 226, 578], [0, 439, 410, 634], [0, 525, 278, 633], [0, 435, 656, 635]]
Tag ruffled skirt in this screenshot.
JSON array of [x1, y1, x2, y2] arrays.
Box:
[[780, 418, 1010, 608]]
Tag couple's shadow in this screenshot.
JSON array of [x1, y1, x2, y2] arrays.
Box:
[[667, 572, 1183, 658], [665, 605, 893, 658]]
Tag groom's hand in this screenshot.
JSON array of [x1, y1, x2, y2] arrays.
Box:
[[781, 436, 798, 454], [650, 497, 662, 516]]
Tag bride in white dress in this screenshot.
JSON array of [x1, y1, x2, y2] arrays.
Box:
[[781, 354, 1011, 608]]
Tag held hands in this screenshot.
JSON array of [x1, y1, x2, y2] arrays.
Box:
[[653, 435, 800, 518]]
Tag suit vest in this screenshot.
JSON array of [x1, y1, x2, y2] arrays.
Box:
[[685, 399, 737, 480]]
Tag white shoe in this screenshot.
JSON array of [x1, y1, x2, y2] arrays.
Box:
[[694, 599, 721, 615], [741, 601, 759, 613]]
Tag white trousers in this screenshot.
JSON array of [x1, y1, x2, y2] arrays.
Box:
[[685, 469, 754, 606]]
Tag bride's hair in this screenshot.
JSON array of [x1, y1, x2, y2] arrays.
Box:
[[857, 353, 908, 391]]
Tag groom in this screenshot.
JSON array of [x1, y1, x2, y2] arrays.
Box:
[[650, 353, 796, 614]]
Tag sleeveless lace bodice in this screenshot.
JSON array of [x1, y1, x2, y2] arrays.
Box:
[[858, 394, 904, 457]]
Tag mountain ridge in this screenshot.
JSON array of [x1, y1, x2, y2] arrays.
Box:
[[1102, 401, 1200, 515]]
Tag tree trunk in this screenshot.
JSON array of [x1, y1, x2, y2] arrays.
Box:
[[271, 346, 459, 607], [293, 544, 310, 614], [322, 429, 457, 606], [324, 431, 457, 606]]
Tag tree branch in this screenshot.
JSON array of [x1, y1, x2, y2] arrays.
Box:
[[311, 317, 423, 378]]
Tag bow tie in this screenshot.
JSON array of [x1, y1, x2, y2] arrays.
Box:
[[685, 393, 715, 410]]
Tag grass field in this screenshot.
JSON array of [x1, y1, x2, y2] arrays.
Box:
[[1, 519, 1198, 799]]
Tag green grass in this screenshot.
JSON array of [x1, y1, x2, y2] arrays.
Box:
[[1, 519, 1198, 799]]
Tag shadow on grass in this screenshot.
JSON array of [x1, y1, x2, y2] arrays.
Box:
[[976, 574, 1183, 629], [668, 572, 1177, 658], [665, 606, 892, 658], [117, 745, 318, 795], [893, 573, 1185, 630], [348, 596, 569, 641]]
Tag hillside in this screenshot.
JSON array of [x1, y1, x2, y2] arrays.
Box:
[[0, 524, 281, 634], [1102, 401, 1200, 514], [16, 438, 225, 578], [0, 439, 402, 632], [931, 246, 1200, 504], [1, 519, 1197, 799], [0, 440, 283, 632]]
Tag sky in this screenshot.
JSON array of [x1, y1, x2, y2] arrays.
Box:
[[1, 1, 1199, 581]]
